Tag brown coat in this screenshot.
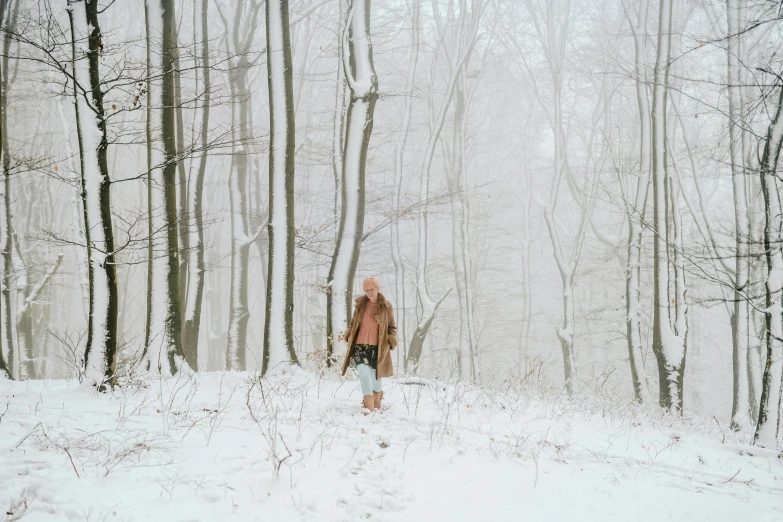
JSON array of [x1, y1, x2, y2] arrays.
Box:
[[341, 293, 397, 379]]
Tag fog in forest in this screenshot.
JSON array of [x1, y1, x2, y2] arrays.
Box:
[[1, 0, 783, 443]]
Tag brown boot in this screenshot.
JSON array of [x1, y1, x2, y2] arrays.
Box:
[[362, 395, 375, 414], [373, 391, 383, 410]]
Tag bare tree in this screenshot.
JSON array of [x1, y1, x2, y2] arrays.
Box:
[[68, 0, 119, 389], [218, 0, 264, 371], [0, 0, 14, 380], [391, 0, 421, 371], [13, 233, 62, 380], [182, 0, 211, 370], [519, 0, 604, 395], [406, 0, 483, 372], [263, 0, 299, 373], [754, 72, 783, 448], [650, 0, 687, 412], [439, 0, 483, 381], [326, 0, 379, 364], [620, 0, 652, 403], [144, 0, 188, 376]]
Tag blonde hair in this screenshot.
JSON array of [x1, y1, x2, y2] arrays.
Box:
[[362, 277, 381, 292]]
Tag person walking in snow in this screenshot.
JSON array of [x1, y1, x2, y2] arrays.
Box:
[[341, 277, 398, 414]]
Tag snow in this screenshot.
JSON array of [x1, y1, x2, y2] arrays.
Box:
[[1, 370, 781, 521]]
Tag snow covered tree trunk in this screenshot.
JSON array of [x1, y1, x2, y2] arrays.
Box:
[[332, 0, 346, 245], [68, 0, 119, 389], [326, 0, 379, 365], [448, 73, 478, 380], [14, 244, 62, 380], [391, 0, 419, 372], [173, 21, 189, 313], [263, 0, 300, 374], [225, 66, 252, 372], [650, 0, 687, 412], [217, 1, 263, 371], [727, 0, 752, 431], [182, 0, 210, 371], [144, 0, 154, 353], [523, 0, 601, 396], [540, 3, 576, 396], [11, 236, 26, 379], [407, 142, 435, 370], [144, 0, 188, 376], [407, 0, 478, 372], [515, 126, 535, 380], [390, 147, 406, 369], [56, 100, 89, 325], [622, 0, 652, 403], [754, 82, 783, 448], [0, 0, 13, 380]]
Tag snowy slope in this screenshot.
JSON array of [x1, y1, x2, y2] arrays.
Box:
[[1, 369, 782, 521]]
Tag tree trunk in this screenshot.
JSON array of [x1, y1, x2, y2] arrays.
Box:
[[144, 0, 154, 353], [622, 0, 652, 403], [68, 0, 119, 389], [144, 0, 187, 376], [174, 21, 189, 315], [391, 146, 407, 370], [754, 82, 783, 448], [182, 0, 210, 371], [391, 0, 419, 372], [406, 0, 478, 371], [651, 0, 686, 412], [263, 0, 300, 374], [0, 0, 13, 380], [14, 243, 62, 380], [727, 0, 752, 431], [332, 0, 346, 247], [448, 72, 479, 381], [325, 0, 379, 365], [11, 236, 28, 379], [225, 62, 252, 371]]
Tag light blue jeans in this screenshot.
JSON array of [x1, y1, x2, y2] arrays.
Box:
[[357, 363, 382, 396]]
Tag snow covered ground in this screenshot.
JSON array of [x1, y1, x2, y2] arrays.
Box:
[[2, 368, 782, 521]]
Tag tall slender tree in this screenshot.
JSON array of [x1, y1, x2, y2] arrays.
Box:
[[405, 0, 481, 372], [0, 0, 12, 380], [391, 0, 420, 372], [621, 0, 652, 403], [144, 0, 188, 376], [219, 0, 264, 371], [67, 0, 119, 389], [726, 0, 754, 431], [326, 0, 379, 365], [650, 0, 687, 411], [182, 0, 211, 370], [13, 234, 62, 380], [754, 76, 783, 448], [263, 0, 299, 373]]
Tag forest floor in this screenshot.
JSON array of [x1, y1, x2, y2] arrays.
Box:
[[1, 367, 782, 521]]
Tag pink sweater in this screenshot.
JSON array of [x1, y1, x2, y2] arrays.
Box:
[[355, 301, 379, 345]]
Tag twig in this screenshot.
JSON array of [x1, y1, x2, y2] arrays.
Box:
[[63, 447, 80, 479], [722, 468, 741, 484], [713, 416, 726, 444], [14, 423, 42, 448]]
